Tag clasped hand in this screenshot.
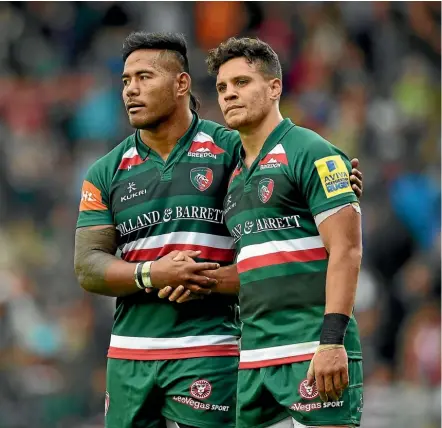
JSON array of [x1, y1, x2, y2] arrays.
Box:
[[147, 250, 218, 302]]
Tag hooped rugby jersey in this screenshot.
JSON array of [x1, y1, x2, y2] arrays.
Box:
[[224, 119, 362, 369], [77, 112, 242, 360]]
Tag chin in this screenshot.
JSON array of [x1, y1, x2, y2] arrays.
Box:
[[225, 117, 250, 131]]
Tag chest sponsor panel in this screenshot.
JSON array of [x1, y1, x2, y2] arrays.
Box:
[[110, 162, 230, 214], [224, 173, 308, 221]]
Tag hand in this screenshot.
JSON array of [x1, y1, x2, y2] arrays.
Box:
[[152, 251, 205, 303], [350, 158, 363, 199], [157, 285, 204, 303], [150, 250, 219, 295], [307, 345, 349, 402]]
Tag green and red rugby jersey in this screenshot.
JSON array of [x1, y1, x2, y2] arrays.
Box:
[[77, 112, 242, 360], [224, 119, 362, 369]]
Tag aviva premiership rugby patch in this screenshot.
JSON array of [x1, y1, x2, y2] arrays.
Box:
[[314, 155, 352, 198]]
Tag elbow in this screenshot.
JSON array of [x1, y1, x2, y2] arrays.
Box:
[[330, 243, 363, 265], [74, 259, 91, 292]]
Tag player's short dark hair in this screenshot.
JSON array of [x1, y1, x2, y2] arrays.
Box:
[[122, 31, 200, 111], [206, 37, 282, 80]]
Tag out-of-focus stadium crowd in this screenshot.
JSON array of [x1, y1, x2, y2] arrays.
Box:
[[0, 2, 440, 427]]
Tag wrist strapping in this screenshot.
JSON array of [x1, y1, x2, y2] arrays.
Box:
[[320, 313, 350, 345], [134, 261, 153, 289]]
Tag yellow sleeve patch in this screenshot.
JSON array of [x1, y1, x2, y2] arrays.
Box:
[[314, 155, 352, 199]]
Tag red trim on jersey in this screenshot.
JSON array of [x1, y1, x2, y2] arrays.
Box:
[[237, 247, 327, 274], [118, 155, 145, 170], [259, 153, 289, 165], [238, 353, 314, 369], [108, 344, 239, 360], [123, 244, 235, 263], [188, 140, 225, 155], [228, 167, 242, 186]]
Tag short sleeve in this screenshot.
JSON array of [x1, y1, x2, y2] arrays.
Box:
[[76, 160, 114, 228], [294, 134, 357, 217]]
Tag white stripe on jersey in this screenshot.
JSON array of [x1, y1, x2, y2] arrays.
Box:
[[110, 334, 239, 350], [237, 236, 324, 264], [240, 341, 319, 363], [121, 231, 235, 254]]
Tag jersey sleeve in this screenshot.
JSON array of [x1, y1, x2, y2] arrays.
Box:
[[293, 133, 358, 217], [76, 159, 114, 228]]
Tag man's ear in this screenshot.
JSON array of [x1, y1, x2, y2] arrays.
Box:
[[177, 72, 191, 98], [268, 78, 282, 101]]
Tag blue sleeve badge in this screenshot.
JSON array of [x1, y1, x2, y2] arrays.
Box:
[[314, 155, 352, 198]]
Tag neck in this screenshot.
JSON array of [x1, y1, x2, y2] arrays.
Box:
[[139, 107, 193, 160], [240, 108, 284, 165]]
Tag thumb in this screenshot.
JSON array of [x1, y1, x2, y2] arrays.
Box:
[[307, 360, 315, 386], [351, 158, 359, 168]]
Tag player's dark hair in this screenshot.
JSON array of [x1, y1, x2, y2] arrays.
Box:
[[122, 31, 200, 111], [206, 37, 282, 80]]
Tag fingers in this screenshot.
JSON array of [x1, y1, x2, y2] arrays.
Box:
[[168, 286, 187, 301], [333, 371, 343, 399], [350, 174, 362, 188], [157, 286, 173, 298], [187, 273, 217, 288], [186, 284, 212, 295], [176, 289, 192, 303], [144, 288, 154, 293], [324, 374, 338, 401], [351, 167, 362, 180], [341, 366, 349, 390], [190, 262, 220, 272], [350, 158, 359, 168], [172, 250, 201, 262], [307, 360, 315, 386], [176, 290, 204, 304], [315, 374, 327, 402]]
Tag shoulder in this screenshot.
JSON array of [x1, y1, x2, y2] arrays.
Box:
[[85, 134, 135, 184], [284, 125, 350, 161]]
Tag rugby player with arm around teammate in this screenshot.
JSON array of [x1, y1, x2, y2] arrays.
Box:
[[204, 37, 364, 428]]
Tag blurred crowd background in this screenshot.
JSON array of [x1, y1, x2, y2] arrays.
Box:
[[0, 2, 440, 427]]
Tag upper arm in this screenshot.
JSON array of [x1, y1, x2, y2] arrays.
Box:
[[317, 204, 362, 254], [74, 225, 118, 271], [77, 160, 114, 228]]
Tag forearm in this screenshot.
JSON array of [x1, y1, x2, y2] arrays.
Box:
[[325, 247, 362, 316], [210, 264, 240, 295], [74, 227, 140, 297]]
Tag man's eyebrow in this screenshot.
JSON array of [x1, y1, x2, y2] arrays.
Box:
[[121, 69, 155, 79]]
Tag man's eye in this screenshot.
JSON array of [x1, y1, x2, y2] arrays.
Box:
[[237, 80, 247, 86], [122, 80, 129, 86], [217, 86, 226, 93]]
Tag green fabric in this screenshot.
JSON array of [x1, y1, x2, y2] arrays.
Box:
[[236, 359, 363, 427], [106, 356, 238, 428]]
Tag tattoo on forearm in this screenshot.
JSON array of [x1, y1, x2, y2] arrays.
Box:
[[74, 227, 118, 292]]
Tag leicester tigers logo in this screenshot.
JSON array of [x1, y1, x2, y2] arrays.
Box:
[[258, 178, 274, 203], [190, 379, 212, 400], [190, 167, 213, 191]]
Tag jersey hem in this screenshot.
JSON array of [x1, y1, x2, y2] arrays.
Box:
[[237, 412, 288, 428], [310, 195, 358, 218], [239, 353, 314, 369], [291, 416, 358, 427], [108, 344, 240, 360], [162, 411, 235, 428], [76, 219, 114, 228]]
